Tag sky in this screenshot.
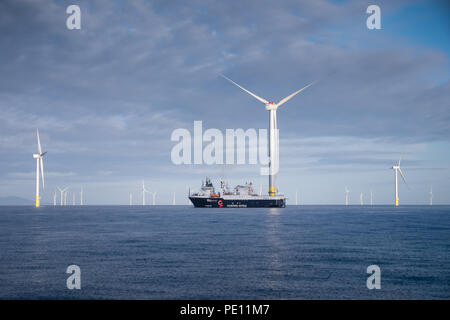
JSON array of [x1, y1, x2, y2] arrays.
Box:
[[0, 0, 449, 205]]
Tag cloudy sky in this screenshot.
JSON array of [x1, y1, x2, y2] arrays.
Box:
[[0, 0, 448, 205]]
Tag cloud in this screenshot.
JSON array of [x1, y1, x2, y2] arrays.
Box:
[[0, 0, 448, 203]]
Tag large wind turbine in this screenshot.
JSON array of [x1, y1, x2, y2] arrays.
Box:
[[391, 158, 407, 206], [33, 129, 46, 207], [345, 186, 349, 206], [80, 187, 84, 206], [222, 75, 315, 197]]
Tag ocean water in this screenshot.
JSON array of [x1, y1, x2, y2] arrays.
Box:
[[0, 205, 448, 299]]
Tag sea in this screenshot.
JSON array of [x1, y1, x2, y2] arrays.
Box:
[[0, 205, 448, 299]]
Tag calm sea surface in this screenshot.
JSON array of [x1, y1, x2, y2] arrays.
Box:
[[0, 205, 448, 299]]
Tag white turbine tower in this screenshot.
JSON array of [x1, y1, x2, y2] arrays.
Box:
[[391, 158, 407, 206], [80, 187, 83, 206], [295, 190, 298, 206], [64, 191, 68, 206], [429, 186, 433, 206], [53, 192, 57, 206], [129, 193, 133, 206], [345, 186, 349, 206], [222, 75, 315, 197], [360, 192, 363, 206], [33, 129, 46, 207], [151, 192, 157, 205], [370, 190, 374, 206], [72, 193, 75, 205], [172, 192, 176, 206], [57, 186, 68, 206]]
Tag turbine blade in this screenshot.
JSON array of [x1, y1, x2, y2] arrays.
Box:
[[276, 81, 316, 108], [398, 156, 402, 167], [40, 157, 44, 190], [221, 74, 269, 104], [37, 129, 42, 154], [399, 168, 407, 185]]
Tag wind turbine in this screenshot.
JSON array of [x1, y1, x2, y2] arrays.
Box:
[[391, 158, 407, 206], [64, 191, 68, 206], [33, 129, 46, 207], [360, 192, 363, 206], [370, 190, 374, 206], [295, 190, 298, 205], [72, 193, 75, 205], [57, 186, 68, 206], [53, 192, 57, 206], [151, 192, 157, 205], [80, 187, 83, 206], [345, 186, 349, 206], [129, 193, 133, 206], [172, 192, 176, 206], [222, 75, 315, 197], [142, 180, 151, 206], [429, 186, 433, 206]]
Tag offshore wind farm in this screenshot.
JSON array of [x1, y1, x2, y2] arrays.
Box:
[[0, 0, 448, 303]]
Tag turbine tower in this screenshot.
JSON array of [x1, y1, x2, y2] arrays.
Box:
[[360, 192, 363, 206], [391, 158, 407, 206], [172, 192, 176, 206], [429, 186, 433, 206], [80, 187, 83, 206], [222, 75, 315, 197], [370, 190, 374, 206], [53, 192, 57, 206], [345, 186, 349, 206], [295, 190, 298, 206], [33, 129, 46, 207], [129, 193, 132, 206]]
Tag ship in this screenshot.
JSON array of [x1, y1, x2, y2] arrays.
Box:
[[189, 177, 286, 208]]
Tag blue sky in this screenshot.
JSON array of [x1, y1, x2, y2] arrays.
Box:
[[0, 0, 448, 204]]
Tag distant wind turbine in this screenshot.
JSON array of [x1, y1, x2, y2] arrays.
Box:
[[80, 187, 83, 206], [370, 190, 374, 206], [72, 193, 75, 206], [53, 192, 57, 206], [33, 129, 46, 207], [295, 190, 298, 206], [129, 193, 132, 206], [360, 192, 363, 206], [172, 192, 176, 206], [429, 186, 433, 206], [345, 186, 349, 206], [142, 180, 150, 206], [57, 186, 68, 206], [391, 158, 407, 206]]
